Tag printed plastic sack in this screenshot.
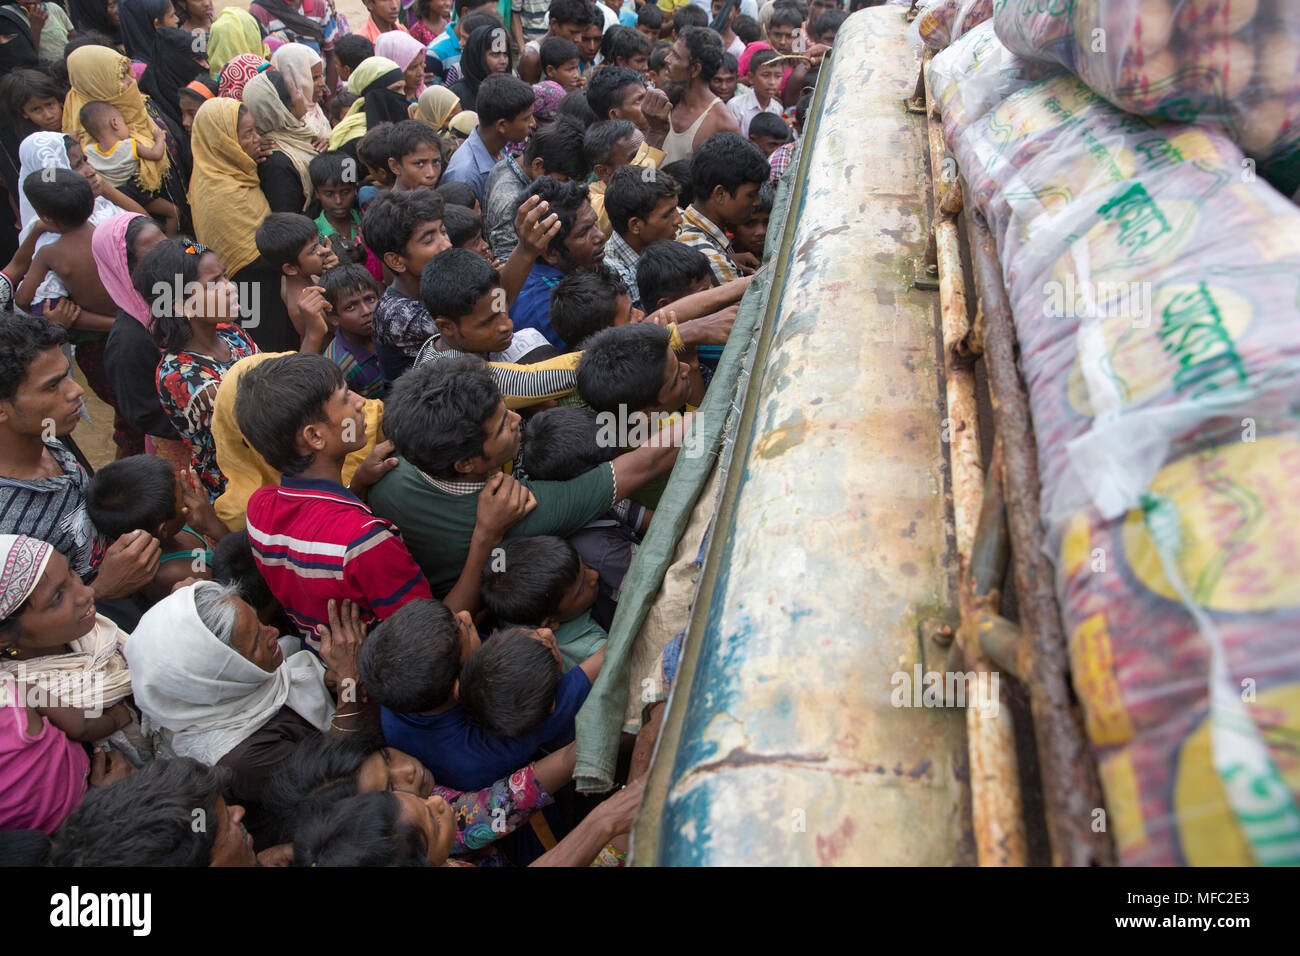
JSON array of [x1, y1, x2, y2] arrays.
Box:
[[948, 74, 1300, 533], [916, 0, 995, 49], [944, 72, 1300, 864], [928, 21, 1055, 154], [1059, 433, 1300, 865], [993, 0, 1300, 194]]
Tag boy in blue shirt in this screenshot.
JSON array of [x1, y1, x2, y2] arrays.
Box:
[[360, 597, 603, 792]]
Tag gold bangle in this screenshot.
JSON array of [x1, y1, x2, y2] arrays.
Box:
[[333, 708, 363, 719], [330, 720, 361, 732]]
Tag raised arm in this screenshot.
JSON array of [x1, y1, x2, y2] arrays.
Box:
[[497, 194, 560, 306]]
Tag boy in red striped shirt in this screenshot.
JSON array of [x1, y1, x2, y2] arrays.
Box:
[[237, 354, 533, 650]]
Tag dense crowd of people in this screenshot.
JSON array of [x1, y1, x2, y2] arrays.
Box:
[[0, 0, 875, 867]]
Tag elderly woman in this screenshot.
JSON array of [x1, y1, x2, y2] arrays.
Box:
[[243, 69, 321, 211], [271, 42, 333, 142], [125, 582, 365, 846]]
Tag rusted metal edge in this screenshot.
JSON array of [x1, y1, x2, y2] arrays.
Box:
[[923, 77, 1026, 867], [962, 192, 1117, 867]]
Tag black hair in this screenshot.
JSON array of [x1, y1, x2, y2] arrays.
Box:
[[637, 3, 663, 30], [132, 237, 207, 352], [691, 130, 769, 199], [680, 26, 724, 82], [459, 627, 562, 738], [548, 0, 593, 27], [749, 47, 781, 74], [605, 164, 678, 235], [769, 6, 803, 29], [213, 530, 276, 614], [327, 90, 358, 126], [309, 150, 360, 190], [673, 5, 708, 33], [177, 82, 212, 106], [355, 122, 396, 177], [263, 726, 386, 842], [264, 69, 296, 111], [387, 118, 444, 163], [319, 262, 383, 311], [476, 73, 535, 126], [62, 31, 121, 59], [555, 88, 596, 129], [731, 13, 759, 43], [124, 216, 158, 275], [0, 312, 68, 403], [435, 179, 478, 209], [255, 212, 322, 272], [480, 536, 580, 624], [382, 356, 502, 478], [518, 175, 590, 261], [421, 247, 498, 321], [586, 65, 643, 120], [22, 168, 93, 228], [521, 406, 618, 481], [813, 7, 848, 38], [577, 322, 674, 414], [0, 68, 63, 133], [636, 239, 712, 311], [454, 0, 499, 18], [659, 161, 694, 204], [749, 110, 792, 143], [359, 598, 464, 712], [292, 791, 428, 866], [361, 190, 446, 260], [718, 52, 738, 75], [795, 90, 813, 130], [521, 116, 589, 180], [548, 264, 628, 349], [648, 42, 671, 74], [755, 180, 775, 214], [86, 455, 177, 540], [235, 353, 345, 476], [603, 25, 651, 66], [48, 758, 222, 867], [442, 203, 483, 247], [334, 33, 375, 71], [583, 118, 638, 170], [539, 35, 580, 73]]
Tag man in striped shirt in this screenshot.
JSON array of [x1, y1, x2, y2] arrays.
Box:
[[675, 130, 768, 282], [0, 313, 159, 605]]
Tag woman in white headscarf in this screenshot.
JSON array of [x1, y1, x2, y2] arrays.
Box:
[[270, 42, 333, 143], [126, 582, 360, 826], [15, 131, 139, 305]]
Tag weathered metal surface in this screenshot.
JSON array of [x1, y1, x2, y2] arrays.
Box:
[[965, 202, 1116, 867], [924, 78, 1027, 867], [638, 6, 970, 866]]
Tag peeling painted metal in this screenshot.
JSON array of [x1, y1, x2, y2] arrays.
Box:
[[637, 6, 969, 867]]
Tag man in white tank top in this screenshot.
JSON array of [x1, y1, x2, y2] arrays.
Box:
[[659, 27, 740, 166]]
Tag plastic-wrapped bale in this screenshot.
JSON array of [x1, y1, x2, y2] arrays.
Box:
[[928, 21, 1056, 154], [916, 0, 995, 49], [992, 0, 1300, 194], [949, 73, 1300, 532], [1059, 431, 1300, 865]]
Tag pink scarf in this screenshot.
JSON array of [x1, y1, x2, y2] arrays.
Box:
[[375, 30, 426, 96], [91, 212, 153, 326]]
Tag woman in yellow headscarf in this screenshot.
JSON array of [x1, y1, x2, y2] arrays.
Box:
[[208, 8, 269, 81], [327, 56, 407, 151], [63, 45, 171, 194], [415, 85, 462, 129], [188, 97, 299, 353]]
